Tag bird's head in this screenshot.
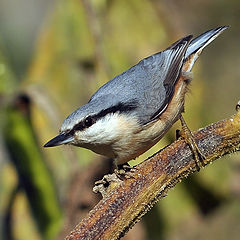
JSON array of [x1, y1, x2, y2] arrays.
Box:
[[44, 96, 138, 150]]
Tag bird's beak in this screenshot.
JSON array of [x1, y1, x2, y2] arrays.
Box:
[[44, 133, 74, 148]]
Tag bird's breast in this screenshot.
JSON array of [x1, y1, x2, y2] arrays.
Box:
[[114, 73, 190, 165], [81, 73, 190, 165]]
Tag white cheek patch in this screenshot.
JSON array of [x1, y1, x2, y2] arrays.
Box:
[[78, 113, 139, 145]]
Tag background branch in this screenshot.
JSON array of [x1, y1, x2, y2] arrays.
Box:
[[65, 109, 240, 240]]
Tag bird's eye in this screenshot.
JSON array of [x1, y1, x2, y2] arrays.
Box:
[[84, 116, 94, 127]]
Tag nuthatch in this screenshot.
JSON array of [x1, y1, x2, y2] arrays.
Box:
[[44, 26, 228, 168]]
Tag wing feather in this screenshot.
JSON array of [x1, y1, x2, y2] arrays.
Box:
[[149, 35, 192, 121]]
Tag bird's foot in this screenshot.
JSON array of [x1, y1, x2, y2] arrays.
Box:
[[114, 163, 136, 179], [179, 115, 206, 171]]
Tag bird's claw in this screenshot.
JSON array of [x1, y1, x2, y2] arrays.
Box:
[[114, 164, 136, 179], [179, 115, 206, 171]]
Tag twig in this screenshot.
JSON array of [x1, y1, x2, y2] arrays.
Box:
[[65, 108, 240, 240], [81, 0, 111, 80]]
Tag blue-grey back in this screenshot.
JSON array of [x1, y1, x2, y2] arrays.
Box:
[[90, 37, 191, 125], [89, 26, 228, 125]]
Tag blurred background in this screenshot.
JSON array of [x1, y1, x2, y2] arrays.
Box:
[[0, 0, 240, 239]]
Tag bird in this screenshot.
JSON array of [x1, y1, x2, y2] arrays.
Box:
[[44, 26, 228, 169]]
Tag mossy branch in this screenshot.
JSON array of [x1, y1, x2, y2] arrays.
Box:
[[65, 109, 240, 240]]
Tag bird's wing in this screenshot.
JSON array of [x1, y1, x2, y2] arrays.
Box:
[[90, 35, 192, 125], [135, 35, 192, 123], [90, 26, 228, 126], [147, 35, 192, 121]]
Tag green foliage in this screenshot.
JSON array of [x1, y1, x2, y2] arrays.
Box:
[[3, 103, 62, 240]]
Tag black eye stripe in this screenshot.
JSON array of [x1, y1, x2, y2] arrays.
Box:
[[68, 116, 95, 135], [68, 101, 138, 135]]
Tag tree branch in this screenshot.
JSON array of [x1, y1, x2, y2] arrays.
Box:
[[65, 109, 240, 240]]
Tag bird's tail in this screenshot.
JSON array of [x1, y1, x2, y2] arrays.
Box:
[[183, 26, 229, 72]]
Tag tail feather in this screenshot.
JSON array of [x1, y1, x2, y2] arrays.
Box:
[[183, 26, 229, 72]]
